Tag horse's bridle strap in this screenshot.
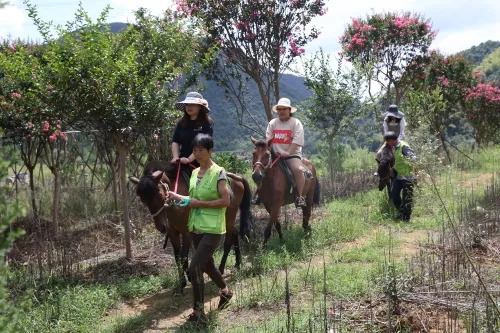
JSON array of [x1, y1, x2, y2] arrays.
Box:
[[150, 180, 173, 217]]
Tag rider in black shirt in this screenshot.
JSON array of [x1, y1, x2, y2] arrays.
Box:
[[171, 92, 214, 170]]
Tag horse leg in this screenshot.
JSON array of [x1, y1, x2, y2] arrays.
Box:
[[219, 231, 233, 275], [233, 230, 241, 270], [181, 231, 192, 283], [302, 183, 314, 234], [170, 232, 187, 292], [274, 221, 284, 242]]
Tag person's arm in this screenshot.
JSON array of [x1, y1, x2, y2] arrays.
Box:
[[171, 142, 180, 160], [286, 119, 304, 156], [402, 146, 416, 160], [398, 118, 406, 140], [166, 180, 230, 208]]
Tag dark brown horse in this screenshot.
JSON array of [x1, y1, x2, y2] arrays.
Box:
[[376, 144, 395, 192], [129, 160, 252, 291], [250, 138, 320, 244]]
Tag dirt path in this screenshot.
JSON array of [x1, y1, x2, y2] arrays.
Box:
[[104, 223, 430, 332]]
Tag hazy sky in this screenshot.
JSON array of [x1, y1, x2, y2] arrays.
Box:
[[1, 0, 499, 56]]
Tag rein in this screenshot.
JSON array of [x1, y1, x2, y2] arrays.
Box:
[[173, 162, 197, 194]]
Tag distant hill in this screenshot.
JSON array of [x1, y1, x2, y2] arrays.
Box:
[[196, 73, 317, 152], [459, 40, 500, 65]]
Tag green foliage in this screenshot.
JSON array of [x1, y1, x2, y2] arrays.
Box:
[[477, 47, 500, 83], [302, 50, 365, 181], [0, 144, 27, 333], [212, 151, 249, 174], [459, 40, 500, 66]]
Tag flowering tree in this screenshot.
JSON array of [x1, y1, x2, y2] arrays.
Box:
[[176, 0, 327, 122], [403, 51, 476, 160], [0, 41, 66, 224], [302, 50, 364, 183], [340, 12, 435, 107], [465, 82, 500, 147]]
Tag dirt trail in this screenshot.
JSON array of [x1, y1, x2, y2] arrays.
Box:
[[105, 224, 430, 332]]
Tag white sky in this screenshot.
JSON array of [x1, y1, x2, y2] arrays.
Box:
[[0, 0, 499, 55]]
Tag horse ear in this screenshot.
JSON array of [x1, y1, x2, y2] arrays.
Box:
[[250, 136, 256, 144], [129, 176, 139, 185], [267, 137, 273, 148], [152, 171, 163, 183]]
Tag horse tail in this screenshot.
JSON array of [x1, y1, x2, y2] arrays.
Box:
[[313, 178, 321, 206], [238, 176, 253, 240]]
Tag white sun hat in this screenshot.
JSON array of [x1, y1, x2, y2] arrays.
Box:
[[272, 97, 297, 113]]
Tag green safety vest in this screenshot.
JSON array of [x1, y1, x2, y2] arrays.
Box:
[[394, 141, 413, 177], [188, 163, 226, 234]]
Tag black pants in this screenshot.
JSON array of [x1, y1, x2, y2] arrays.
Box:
[[390, 178, 414, 221], [189, 233, 226, 312]]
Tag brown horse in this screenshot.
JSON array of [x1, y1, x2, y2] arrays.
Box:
[[250, 137, 320, 244], [376, 143, 395, 193], [129, 160, 252, 291]]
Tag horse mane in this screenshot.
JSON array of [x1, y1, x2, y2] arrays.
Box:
[[136, 160, 177, 202]]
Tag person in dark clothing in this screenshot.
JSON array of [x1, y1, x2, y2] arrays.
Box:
[[171, 92, 214, 172], [384, 131, 417, 221]]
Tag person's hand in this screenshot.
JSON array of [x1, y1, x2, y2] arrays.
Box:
[[167, 191, 183, 201], [179, 157, 190, 164], [171, 157, 180, 164], [280, 152, 289, 158]]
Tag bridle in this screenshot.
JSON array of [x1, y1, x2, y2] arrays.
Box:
[[150, 180, 175, 217], [252, 151, 282, 174]]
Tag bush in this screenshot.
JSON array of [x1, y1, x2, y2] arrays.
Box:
[[212, 152, 250, 174]]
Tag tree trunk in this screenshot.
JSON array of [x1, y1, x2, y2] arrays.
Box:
[[117, 141, 132, 260], [111, 159, 119, 214], [255, 79, 273, 121], [438, 132, 452, 163], [327, 135, 335, 186], [51, 167, 61, 234], [28, 167, 38, 219]]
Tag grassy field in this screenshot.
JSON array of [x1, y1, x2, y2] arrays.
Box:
[[5, 145, 499, 332]]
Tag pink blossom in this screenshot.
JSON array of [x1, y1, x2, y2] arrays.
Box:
[[27, 121, 33, 128], [152, 134, 159, 140], [11, 92, 22, 99], [49, 134, 57, 142], [43, 121, 50, 132]]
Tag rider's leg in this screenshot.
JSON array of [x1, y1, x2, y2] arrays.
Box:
[[287, 158, 306, 206]]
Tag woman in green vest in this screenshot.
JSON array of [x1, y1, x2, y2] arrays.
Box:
[[166, 133, 232, 324], [384, 131, 416, 222]]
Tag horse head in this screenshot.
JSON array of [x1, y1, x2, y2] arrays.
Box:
[[376, 144, 394, 191], [250, 136, 274, 184], [129, 161, 174, 234]]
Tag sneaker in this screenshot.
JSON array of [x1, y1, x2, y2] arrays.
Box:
[[218, 288, 233, 310], [295, 196, 306, 208]]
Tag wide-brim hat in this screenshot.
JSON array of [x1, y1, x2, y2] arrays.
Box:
[[386, 104, 404, 118], [272, 98, 297, 113], [175, 92, 210, 113]]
